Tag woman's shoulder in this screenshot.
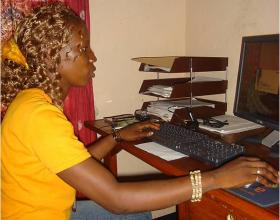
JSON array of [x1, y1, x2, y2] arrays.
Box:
[[18, 88, 52, 103], [8, 88, 64, 121], [2, 89, 66, 135]]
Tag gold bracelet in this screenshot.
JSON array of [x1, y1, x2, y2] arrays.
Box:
[[189, 170, 202, 202]]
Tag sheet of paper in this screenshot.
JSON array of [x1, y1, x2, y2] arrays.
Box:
[[198, 115, 263, 134], [135, 142, 188, 161], [143, 85, 173, 98], [191, 76, 223, 82]]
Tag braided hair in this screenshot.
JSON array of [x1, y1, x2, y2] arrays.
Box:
[[1, 3, 83, 110]]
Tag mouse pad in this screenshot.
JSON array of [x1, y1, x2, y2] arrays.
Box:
[[226, 182, 279, 207]]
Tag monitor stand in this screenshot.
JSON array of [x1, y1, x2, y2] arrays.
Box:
[[269, 141, 279, 154], [242, 130, 279, 156], [262, 130, 279, 154]]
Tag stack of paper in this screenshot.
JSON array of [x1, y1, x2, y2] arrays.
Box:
[[164, 99, 215, 108], [147, 102, 180, 121], [142, 85, 173, 98], [143, 65, 171, 72], [146, 98, 214, 121]]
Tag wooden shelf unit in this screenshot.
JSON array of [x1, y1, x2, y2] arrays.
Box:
[[139, 78, 228, 98], [141, 98, 227, 122], [137, 56, 228, 73]]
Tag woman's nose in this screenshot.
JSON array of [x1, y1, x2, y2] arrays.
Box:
[[89, 49, 97, 63]]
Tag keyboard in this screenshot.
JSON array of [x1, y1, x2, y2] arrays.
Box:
[[150, 122, 245, 166]]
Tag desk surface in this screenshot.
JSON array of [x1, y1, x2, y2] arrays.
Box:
[[85, 119, 279, 219]]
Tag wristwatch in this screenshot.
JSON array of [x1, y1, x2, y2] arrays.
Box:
[[112, 129, 123, 142]]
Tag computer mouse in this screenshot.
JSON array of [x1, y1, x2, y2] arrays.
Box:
[[244, 183, 252, 188]]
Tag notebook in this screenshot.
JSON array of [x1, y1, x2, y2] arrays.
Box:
[[226, 182, 279, 207]]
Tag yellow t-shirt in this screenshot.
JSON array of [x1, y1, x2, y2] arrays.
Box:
[[1, 88, 91, 220]]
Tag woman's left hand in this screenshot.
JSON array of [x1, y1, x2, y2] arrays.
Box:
[[118, 120, 160, 142]]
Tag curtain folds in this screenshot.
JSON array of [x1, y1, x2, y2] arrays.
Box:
[[1, 0, 97, 145]]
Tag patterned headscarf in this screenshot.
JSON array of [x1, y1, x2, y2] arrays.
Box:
[[1, 0, 64, 42]]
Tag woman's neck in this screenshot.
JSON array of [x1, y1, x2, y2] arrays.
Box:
[[60, 79, 71, 100]]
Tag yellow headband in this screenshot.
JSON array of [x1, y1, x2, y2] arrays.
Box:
[[1, 38, 29, 69]]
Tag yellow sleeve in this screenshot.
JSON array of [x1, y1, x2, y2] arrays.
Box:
[[27, 104, 91, 173]]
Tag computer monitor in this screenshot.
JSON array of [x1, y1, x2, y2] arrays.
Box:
[[233, 34, 279, 148]]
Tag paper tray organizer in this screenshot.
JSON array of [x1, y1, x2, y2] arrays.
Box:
[[133, 56, 228, 123], [139, 78, 228, 99]]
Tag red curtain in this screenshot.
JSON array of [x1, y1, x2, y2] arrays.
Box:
[[1, 0, 97, 145]]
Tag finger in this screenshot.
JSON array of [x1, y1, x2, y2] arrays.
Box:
[[254, 166, 278, 178], [138, 131, 154, 138], [248, 162, 278, 179], [256, 176, 271, 187], [268, 183, 279, 188], [140, 122, 160, 130], [241, 156, 261, 162], [255, 175, 278, 188], [150, 118, 162, 123], [257, 169, 279, 184], [147, 121, 161, 127], [257, 168, 278, 183]]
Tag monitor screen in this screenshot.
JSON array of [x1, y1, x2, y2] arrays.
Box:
[[234, 34, 279, 131]]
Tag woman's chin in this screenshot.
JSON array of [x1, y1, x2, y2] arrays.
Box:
[[73, 80, 91, 87], [90, 72, 95, 78]]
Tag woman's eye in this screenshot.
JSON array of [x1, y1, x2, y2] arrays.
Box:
[[80, 47, 87, 53]]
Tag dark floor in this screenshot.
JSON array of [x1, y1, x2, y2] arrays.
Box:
[[154, 212, 177, 220]]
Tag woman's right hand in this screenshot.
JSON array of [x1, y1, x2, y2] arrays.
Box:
[[211, 156, 279, 189]]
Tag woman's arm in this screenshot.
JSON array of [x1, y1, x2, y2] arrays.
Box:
[[58, 157, 215, 213], [57, 156, 278, 214], [86, 134, 117, 160], [86, 121, 160, 160]]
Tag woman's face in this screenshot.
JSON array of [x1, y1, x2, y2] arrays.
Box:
[[58, 21, 96, 89]]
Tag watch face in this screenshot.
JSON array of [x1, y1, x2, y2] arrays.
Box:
[[135, 109, 150, 121]]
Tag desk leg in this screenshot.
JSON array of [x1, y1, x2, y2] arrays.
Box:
[[104, 153, 118, 177], [177, 202, 189, 220]]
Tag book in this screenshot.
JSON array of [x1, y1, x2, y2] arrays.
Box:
[[104, 114, 134, 123], [104, 114, 138, 129], [142, 85, 173, 98], [198, 115, 263, 134], [226, 182, 279, 207], [146, 98, 214, 121]]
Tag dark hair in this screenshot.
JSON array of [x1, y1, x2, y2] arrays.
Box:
[[1, 3, 83, 109]]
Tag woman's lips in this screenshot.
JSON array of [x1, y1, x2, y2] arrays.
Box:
[[89, 65, 96, 78]]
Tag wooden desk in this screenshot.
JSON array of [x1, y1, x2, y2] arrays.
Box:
[[85, 119, 279, 220]]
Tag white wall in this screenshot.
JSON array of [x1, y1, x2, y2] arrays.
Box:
[[186, 0, 279, 114], [90, 0, 186, 119]]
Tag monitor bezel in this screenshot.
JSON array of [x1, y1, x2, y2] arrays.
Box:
[[233, 34, 279, 131]]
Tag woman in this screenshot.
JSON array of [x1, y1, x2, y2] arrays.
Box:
[[1, 3, 278, 220]]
